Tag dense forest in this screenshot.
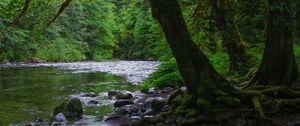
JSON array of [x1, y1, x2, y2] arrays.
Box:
[[1, 0, 300, 125], [0, 0, 170, 62]]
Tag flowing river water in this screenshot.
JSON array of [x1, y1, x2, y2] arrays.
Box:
[[0, 61, 159, 125]]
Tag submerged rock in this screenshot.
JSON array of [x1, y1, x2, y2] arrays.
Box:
[[87, 100, 99, 105], [116, 92, 133, 100], [116, 105, 139, 116], [114, 99, 134, 108], [108, 90, 120, 97], [53, 113, 67, 122], [80, 92, 97, 97]]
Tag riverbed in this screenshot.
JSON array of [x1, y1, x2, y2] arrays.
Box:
[[0, 61, 159, 125]]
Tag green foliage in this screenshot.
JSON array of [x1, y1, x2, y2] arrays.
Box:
[[0, 0, 116, 62], [142, 58, 183, 90], [295, 44, 300, 67], [0, 25, 34, 62], [112, 0, 170, 60], [205, 51, 230, 75], [248, 44, 264, 66], [35, 38, 85, 61]]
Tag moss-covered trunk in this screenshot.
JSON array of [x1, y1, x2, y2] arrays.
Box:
[[149, 0, 238, 108], [250, 0, 299, 86], [211, 0, 250, 74]]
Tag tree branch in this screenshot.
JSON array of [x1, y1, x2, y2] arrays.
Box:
[[47, 0, 72, 26], [13, 0, 31, 23]]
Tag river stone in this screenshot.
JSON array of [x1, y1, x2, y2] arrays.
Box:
[[116, 92, 133, 100], [53, 97, 83, 122], [87, 100, 99, 104], [161, 105, 171, 112], [34, 116, 43, 123], [114, 99, 134, 107], [53, 113, 67, 122], [131, 116, 142, 125], [51, 122, 67, 126], [80, 92, 97, 97], [104, 113, 123, 122], [108, 90, 120, 97], [63, 97, 83, 120], [116, 105, 139, 115], [147, 88, 158, 95], [161, 87, 174, 94], [141, 109, 155, 116], [142, 97, 167, 112], [141, 116, 161, 125], [23, 123, 35, 126]]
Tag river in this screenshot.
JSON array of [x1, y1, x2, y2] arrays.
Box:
[[0, 61, 159, 125]]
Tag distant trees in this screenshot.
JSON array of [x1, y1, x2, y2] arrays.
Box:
[[0, 0, 117, 62], [112, 0, 169, 60]]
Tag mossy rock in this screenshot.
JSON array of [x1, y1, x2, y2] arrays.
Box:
[[53, 100, 67, 117], [53, 97, 83, 122], [116, 92, 133, 99], [152, 98, 167, 112], [168, 88, 185, 105]]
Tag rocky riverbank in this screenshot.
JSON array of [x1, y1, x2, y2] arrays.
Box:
[[47, 87, 175, 126], [2, 61, 160, 125]]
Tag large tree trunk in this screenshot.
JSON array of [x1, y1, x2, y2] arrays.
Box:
[[149, 0, 234, 99], [211, 0, 250, 74], [249, 0, 298, 86]]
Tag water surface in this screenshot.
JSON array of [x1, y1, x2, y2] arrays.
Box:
[[0, 67, 138, 125]]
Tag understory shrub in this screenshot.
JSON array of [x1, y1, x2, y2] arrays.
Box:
[[141, 58, 183, 92]]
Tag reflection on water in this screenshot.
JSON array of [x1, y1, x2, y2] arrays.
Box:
[[0, 67, 138, 125]]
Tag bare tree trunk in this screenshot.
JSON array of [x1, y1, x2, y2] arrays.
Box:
[[250, 0, 298, 86]]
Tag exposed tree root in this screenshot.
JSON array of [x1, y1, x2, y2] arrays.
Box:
[[160, 85, 300, 125], [252, 97, 275, 122]]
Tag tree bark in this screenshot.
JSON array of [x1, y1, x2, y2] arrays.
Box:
[[211, 0, 250, 74], [249, 0, 299, 86], [47, 0, 72, 26], [149, 0, 233, 98], [13, 0, 31, 23]]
